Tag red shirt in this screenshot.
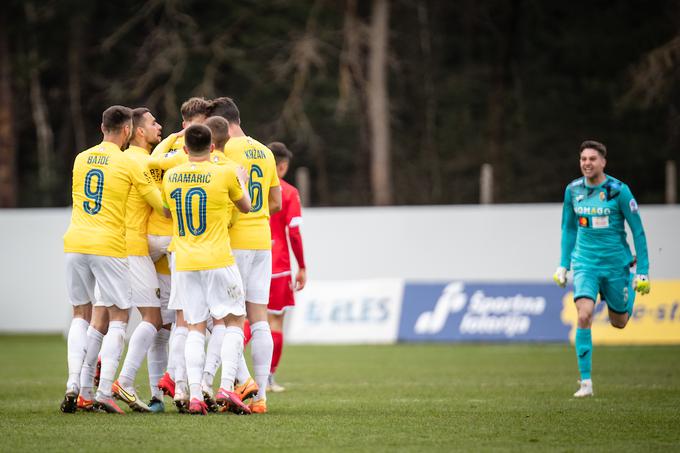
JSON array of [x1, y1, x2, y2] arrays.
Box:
[[270, 179, 305, 275]]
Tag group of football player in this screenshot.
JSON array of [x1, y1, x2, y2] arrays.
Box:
[[61, 96, 306, 415]]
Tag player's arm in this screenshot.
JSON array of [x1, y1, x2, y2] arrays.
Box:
[[620, 185, 650, 293], [150, 132, 181, 158], [554, 186, 576, 287], [230, 166, 251, 214], [269, 168, 282, 214], [286, 189, 306, 290], [126, 156, 165, 215]]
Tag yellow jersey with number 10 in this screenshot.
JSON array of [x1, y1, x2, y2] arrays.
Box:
[[64, 141, 161, 258], [162, 160, 245, 271], [223, 136, 280, 250]]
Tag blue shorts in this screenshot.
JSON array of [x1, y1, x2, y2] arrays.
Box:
[[573, 266, 635, 315]]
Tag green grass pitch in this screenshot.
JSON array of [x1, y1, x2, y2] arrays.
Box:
[[0, 335, 679, 452]]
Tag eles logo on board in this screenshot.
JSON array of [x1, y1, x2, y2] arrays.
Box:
[[399, 282, 570, 342]]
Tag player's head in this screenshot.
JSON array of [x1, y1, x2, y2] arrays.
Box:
[[204, 116, 230, 150], [209, 97, 240, 125], [180, 97, 211, 127], [579, 140, 607, 180], [184, 124, 213, 156], [132, 107, 162, 148], [101, 105, 133, 145], [268, 141, 293, 178]]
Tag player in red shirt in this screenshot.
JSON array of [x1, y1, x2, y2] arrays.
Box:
[[265, 142, 306, 392]]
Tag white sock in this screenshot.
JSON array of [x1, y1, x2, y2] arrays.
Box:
[[80, 326, 104, 398], [170, 326, 188, 386], [66, 317, 89, 390], [97, 321, 127, 397], [250, 321, 273, 402], [185, 331, 206, 401], [118, 321, 157, 389], [202, 324, 226, 388], [219, 327, 244, 391], [147, 327, 170, 399], [166, 327, 176, 379], [235, 351, 251, 384]]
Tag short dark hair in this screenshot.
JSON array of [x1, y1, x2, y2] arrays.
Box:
[[209, 97, 240, 124], [580, 140, 607, 158], [268, 141, 293, 164], [102, 105, 132, 133], [132, 107, 150, 131], [180, 97, 211, 122], [184, 124, 212, 155], [204, 116, 229, 150]]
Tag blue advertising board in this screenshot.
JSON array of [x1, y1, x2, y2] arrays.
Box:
[[398, 282, 571, 342]]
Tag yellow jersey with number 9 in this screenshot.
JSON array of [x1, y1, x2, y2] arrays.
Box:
[[64, 141, 160, 258], [162, 160, 245, 271], [223, 136, 280, 249]]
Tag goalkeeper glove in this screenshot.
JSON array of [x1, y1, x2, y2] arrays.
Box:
[[553, 266, 567, 288], [633, 274, 650, 294]]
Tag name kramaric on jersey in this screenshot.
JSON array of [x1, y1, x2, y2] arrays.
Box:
[[167, 172, 212, 184]]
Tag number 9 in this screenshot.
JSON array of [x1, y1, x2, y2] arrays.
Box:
[[84, 169, 104, 215]]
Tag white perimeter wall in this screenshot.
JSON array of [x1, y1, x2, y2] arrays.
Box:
[[1, 205, 678, 332]]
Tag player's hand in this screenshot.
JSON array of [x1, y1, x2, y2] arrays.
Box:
[[633, 274, 650, 294], [293, 268, 307, 291], [236, 165, 249, 185], [553, 266, 567, 288], [175, 128, 187, 137]]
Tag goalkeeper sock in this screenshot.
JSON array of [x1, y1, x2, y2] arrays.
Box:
[[575, 328, 592, 380]]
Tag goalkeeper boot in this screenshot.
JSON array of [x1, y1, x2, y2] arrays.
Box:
[[188, 398, 208, 415], [148, 397, 165, 413], [573, 379, 594, 398], [250, 398, 268, 414], [215, 388, 252, 415], [201, 384, 219, 413], [173, 383, 189, 413], [267, 374, 285, 393], [112, 380, 151, 412], [93, 392, 126, 414], [76, 395, 94, 411], [158, 372, 175, 398], [234, 377, 259, 402], [60, 384, 78, 414]]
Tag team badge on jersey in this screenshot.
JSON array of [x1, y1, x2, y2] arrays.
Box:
[[599, 191, 605, 201]]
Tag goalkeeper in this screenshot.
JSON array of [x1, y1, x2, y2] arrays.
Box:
[[553, 140, 650, 398]]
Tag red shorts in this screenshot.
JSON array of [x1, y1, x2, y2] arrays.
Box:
[[268, 274, 295, 313]]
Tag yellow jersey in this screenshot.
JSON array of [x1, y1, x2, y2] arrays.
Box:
[[162, 160, 245, 271], [64, 141, 162, 258], [124, 146, 153, 256], [147, 134, 185, 236], [223, 136, 280, 249], [154, 254, 170, 275]]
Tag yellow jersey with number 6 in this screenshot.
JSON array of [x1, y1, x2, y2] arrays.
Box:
[[223, 136, 280, 249], [64, 141, 161, 258]]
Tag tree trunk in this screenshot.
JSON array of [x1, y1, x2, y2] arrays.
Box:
[[26, 2, 55, 205], [69, 14, 86, 154], [0, 15, 16, 207], [368, 0, 392, 205]]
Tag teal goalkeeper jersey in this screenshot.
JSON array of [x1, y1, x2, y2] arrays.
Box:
[[559, 174, 649, 274]]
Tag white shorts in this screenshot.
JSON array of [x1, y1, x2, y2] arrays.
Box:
[[129, 255, 161, 308], [168, 252, 182, 311], [158, 273, 174, 325], [66, 253, 131, 309], [147, 234, 171, 263], [233, 250, 272, 305], [175, 265, 246, 325]]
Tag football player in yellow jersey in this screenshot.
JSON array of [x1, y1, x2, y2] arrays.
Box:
[[162, 124, 252, 415], [211, 97, 281, 413], [107, 107, 174, 413], [61, 106, 165, 414], [146, 97, 211, 408]]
